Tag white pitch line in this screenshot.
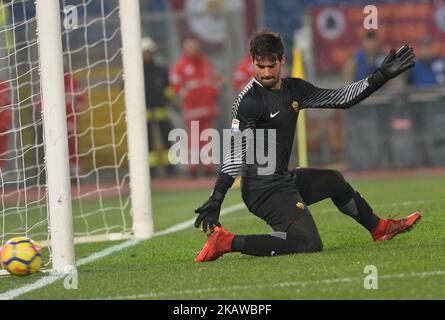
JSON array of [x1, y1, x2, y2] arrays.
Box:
[[154, 203, 245, 237], [97, 270, 445, 300], [0, 197, 439, 300], [0, 202, 246, 300]]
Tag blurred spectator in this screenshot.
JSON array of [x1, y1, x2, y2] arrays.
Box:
[[142, 36, 175, 177], [169, 38, 220, 177], [407, 36, 445, 87], [343, 30, 385, 84], [64, 71, 83, 177], [0, 80, 11, 171], [233, 54, 255, 92]]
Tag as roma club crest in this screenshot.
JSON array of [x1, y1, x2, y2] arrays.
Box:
[[296, 202, 305, 210], [292, 100, 299, 112]]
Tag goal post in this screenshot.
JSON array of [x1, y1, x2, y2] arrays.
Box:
[[35, 0, 75, 273], [119, 0, 153, 239], [0, 0, 153, 274]]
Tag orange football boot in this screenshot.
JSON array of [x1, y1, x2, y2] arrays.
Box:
[[372, 211, 422, 241], [195, 226, 235, 262]]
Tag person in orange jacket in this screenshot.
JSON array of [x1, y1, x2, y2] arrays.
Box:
[[0, 80, 11, 170], [233, 54, 255, 92], [170, 38, 220, 177], [64, 72, 83, 176], [35, 72, 83, 176]]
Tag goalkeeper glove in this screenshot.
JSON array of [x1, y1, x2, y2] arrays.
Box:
[[373, 45, 415, 85], [194, 190, 224, 234]]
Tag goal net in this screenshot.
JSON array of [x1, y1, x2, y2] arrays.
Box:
[[0, 0, 151, 272]]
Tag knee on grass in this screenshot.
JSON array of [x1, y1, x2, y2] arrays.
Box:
[[293, 234, 323, 253], [285, 220, 323, 254]]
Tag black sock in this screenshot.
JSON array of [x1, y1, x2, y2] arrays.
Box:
[[241, 234, 293, 256], [350, 191, 380, 231], [333, 184, 380, 231], [231, 235, 246, 252], [239, 218, 323, 257]]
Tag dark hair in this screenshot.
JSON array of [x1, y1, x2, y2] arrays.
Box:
[[365, 30, 377, 39], [249, 29, 284, 62]]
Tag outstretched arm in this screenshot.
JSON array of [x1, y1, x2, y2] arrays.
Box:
[[194, 84, 262, 233], [299, 45, 415, 109]]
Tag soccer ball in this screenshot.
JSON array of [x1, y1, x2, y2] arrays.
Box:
[[1, 237, 43, 276]]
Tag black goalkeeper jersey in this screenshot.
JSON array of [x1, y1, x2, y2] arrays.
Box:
[[215, 75, 383, 211]]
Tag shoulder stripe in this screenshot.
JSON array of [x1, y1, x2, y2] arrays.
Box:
[[221, 78, 257, 178], [232, 78, 255, 119]]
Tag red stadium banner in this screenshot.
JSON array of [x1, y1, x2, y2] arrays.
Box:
[[311, 2, 445, 72]]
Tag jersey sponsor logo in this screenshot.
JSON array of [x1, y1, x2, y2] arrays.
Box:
[[296, 202, 305, 210], [231, 119, 240, 132], [269, 111, 280, 118], [292, 100, 299, 112]]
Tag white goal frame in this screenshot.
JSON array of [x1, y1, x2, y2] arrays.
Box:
[[2, 0, 154, 274]]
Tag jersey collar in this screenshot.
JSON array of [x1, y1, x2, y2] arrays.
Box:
[[253, 77, 263, 87]]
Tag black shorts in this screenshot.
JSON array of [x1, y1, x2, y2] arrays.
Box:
[[252, 189, 309, 232], [242, 168, 349, 232]]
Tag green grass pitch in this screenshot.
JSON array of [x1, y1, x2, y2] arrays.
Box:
[[0, 173, 444, 299]]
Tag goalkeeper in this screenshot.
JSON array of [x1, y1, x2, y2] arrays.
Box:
[[194, 30, 421, 262]]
